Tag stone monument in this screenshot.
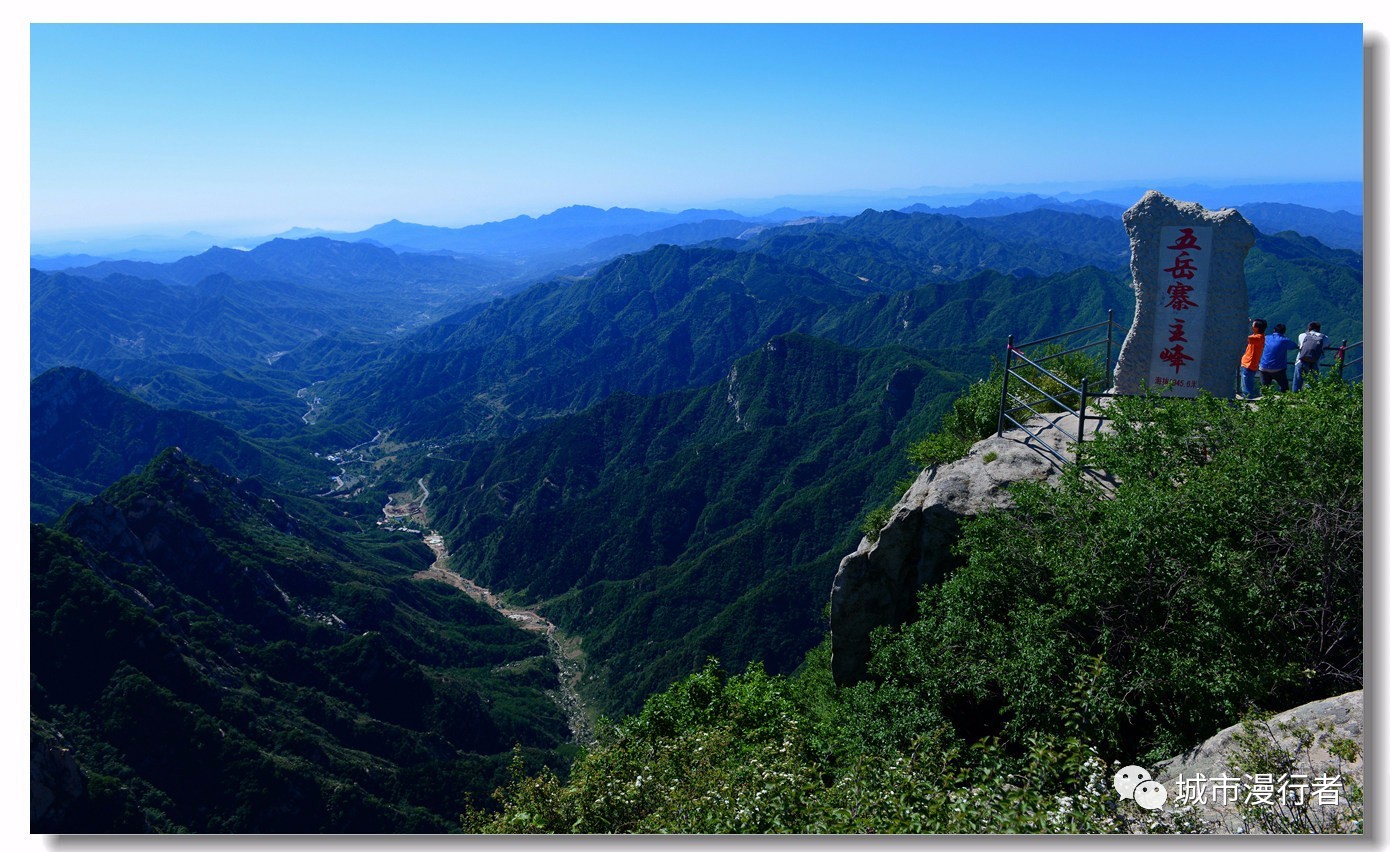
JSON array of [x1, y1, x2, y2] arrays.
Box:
[[1112, 191, 1256, 398]]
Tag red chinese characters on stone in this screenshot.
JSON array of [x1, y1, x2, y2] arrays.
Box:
[[1160, 343, 1194, 373], [1167, 228, 1202, 252], [1154, 227, 1205, 384], [1164, 251, 1198, 280], [1163, 228, 1202, 309], [1165, 282, 1198, 311]]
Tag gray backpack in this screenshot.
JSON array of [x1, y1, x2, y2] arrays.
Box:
[[1299, 331, 1328, 366]]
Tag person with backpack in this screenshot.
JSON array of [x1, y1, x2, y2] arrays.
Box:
[[1293, 321, 1330, 391], [1239, 318, 1267, 400], [1259, 323, 1299, 392]]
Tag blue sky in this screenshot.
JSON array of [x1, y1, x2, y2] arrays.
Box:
[[30, 23, 1365, 239]]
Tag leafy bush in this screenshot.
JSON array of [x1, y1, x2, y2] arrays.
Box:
[[859, 506, 893, 543], [1228, 714, 1363, 834], [463, 660, 1208, 834], [868, 379, 1362, 763], [907, 368, 1003, 469]]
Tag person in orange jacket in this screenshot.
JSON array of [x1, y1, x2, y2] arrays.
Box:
[[1239, 318, 1267, 400]]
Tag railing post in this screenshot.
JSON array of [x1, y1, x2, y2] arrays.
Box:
[[1104, 309, 1115, 389], [1078, 377, 1089, 459], [997, 335, 1014, 437], [1331, 339, 1348, 382]]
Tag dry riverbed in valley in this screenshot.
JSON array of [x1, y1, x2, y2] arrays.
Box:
[[413, 527, 594, 745]]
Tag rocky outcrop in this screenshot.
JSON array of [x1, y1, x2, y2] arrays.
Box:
[[31, 723, 86, 833], [1154, 689, 1363, 833], [829, 413, 1088, 685]]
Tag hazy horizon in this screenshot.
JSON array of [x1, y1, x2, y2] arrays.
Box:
[[28, 176, 1368, 252], [31, 24, 1364, 243]]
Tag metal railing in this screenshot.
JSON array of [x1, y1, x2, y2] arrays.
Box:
[[1289, 339, 1362, 385], [995, 310, 1120, 468], [997, 318, 1363, 469]]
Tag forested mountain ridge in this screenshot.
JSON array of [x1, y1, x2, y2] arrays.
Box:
[[1244, 238, 1364, 345], [378, 261, 1134, 716], [32, 449, 571, 832], [418, 333, 968, 713], [30, 367, 331, 522], [734, 208, 1131, 286], [30, 268, 369, 435], [311, 215, 1149, 445], [329, 244, 881, 441], [30, 270, 343, 377], [31, 242, 522, 436]]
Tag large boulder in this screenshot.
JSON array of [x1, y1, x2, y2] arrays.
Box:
[[1152, 689, 1363, 834], [829, 413, 1085, 685], [1111, 191, 1255, 399]]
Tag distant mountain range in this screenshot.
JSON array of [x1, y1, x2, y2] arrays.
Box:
[[43, 237, 517, 296], [897, 195, 1362, 251], [33, 204, 1363, 445], [711, 180, 1363, 218], [901, 194, 1126, 219], [734, 208, 1131, 288], [1236, 202, 1364, 251], [328, 205, 763, 255], [32, 181, 1362, 266]]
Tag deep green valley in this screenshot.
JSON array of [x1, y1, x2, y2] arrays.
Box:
[[30, 197, 1364, 833]]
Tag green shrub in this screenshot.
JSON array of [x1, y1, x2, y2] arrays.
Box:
[[907, 430, 973, 470], [868, 380, 1362, 763], [464, 660, 1208, 833], [1228, 714, 1362, 833], [1006, 345, 1107, 418], [859, 506, 894, 543], [907, 366, 1006, 469]]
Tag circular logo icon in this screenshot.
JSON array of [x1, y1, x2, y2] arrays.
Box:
[[1134, 779, 1169, 811], [1113, 765, 1151, 799]]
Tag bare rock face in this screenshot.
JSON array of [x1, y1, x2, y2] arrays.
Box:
[[829, 418, 1075, 686], [31, 725, 86, 832], [1112, 191, 1255, 398], [1153, 689, 1363, 833]]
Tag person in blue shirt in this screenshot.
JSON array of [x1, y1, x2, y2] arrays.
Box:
[[1258, 323, 1298, 392]]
